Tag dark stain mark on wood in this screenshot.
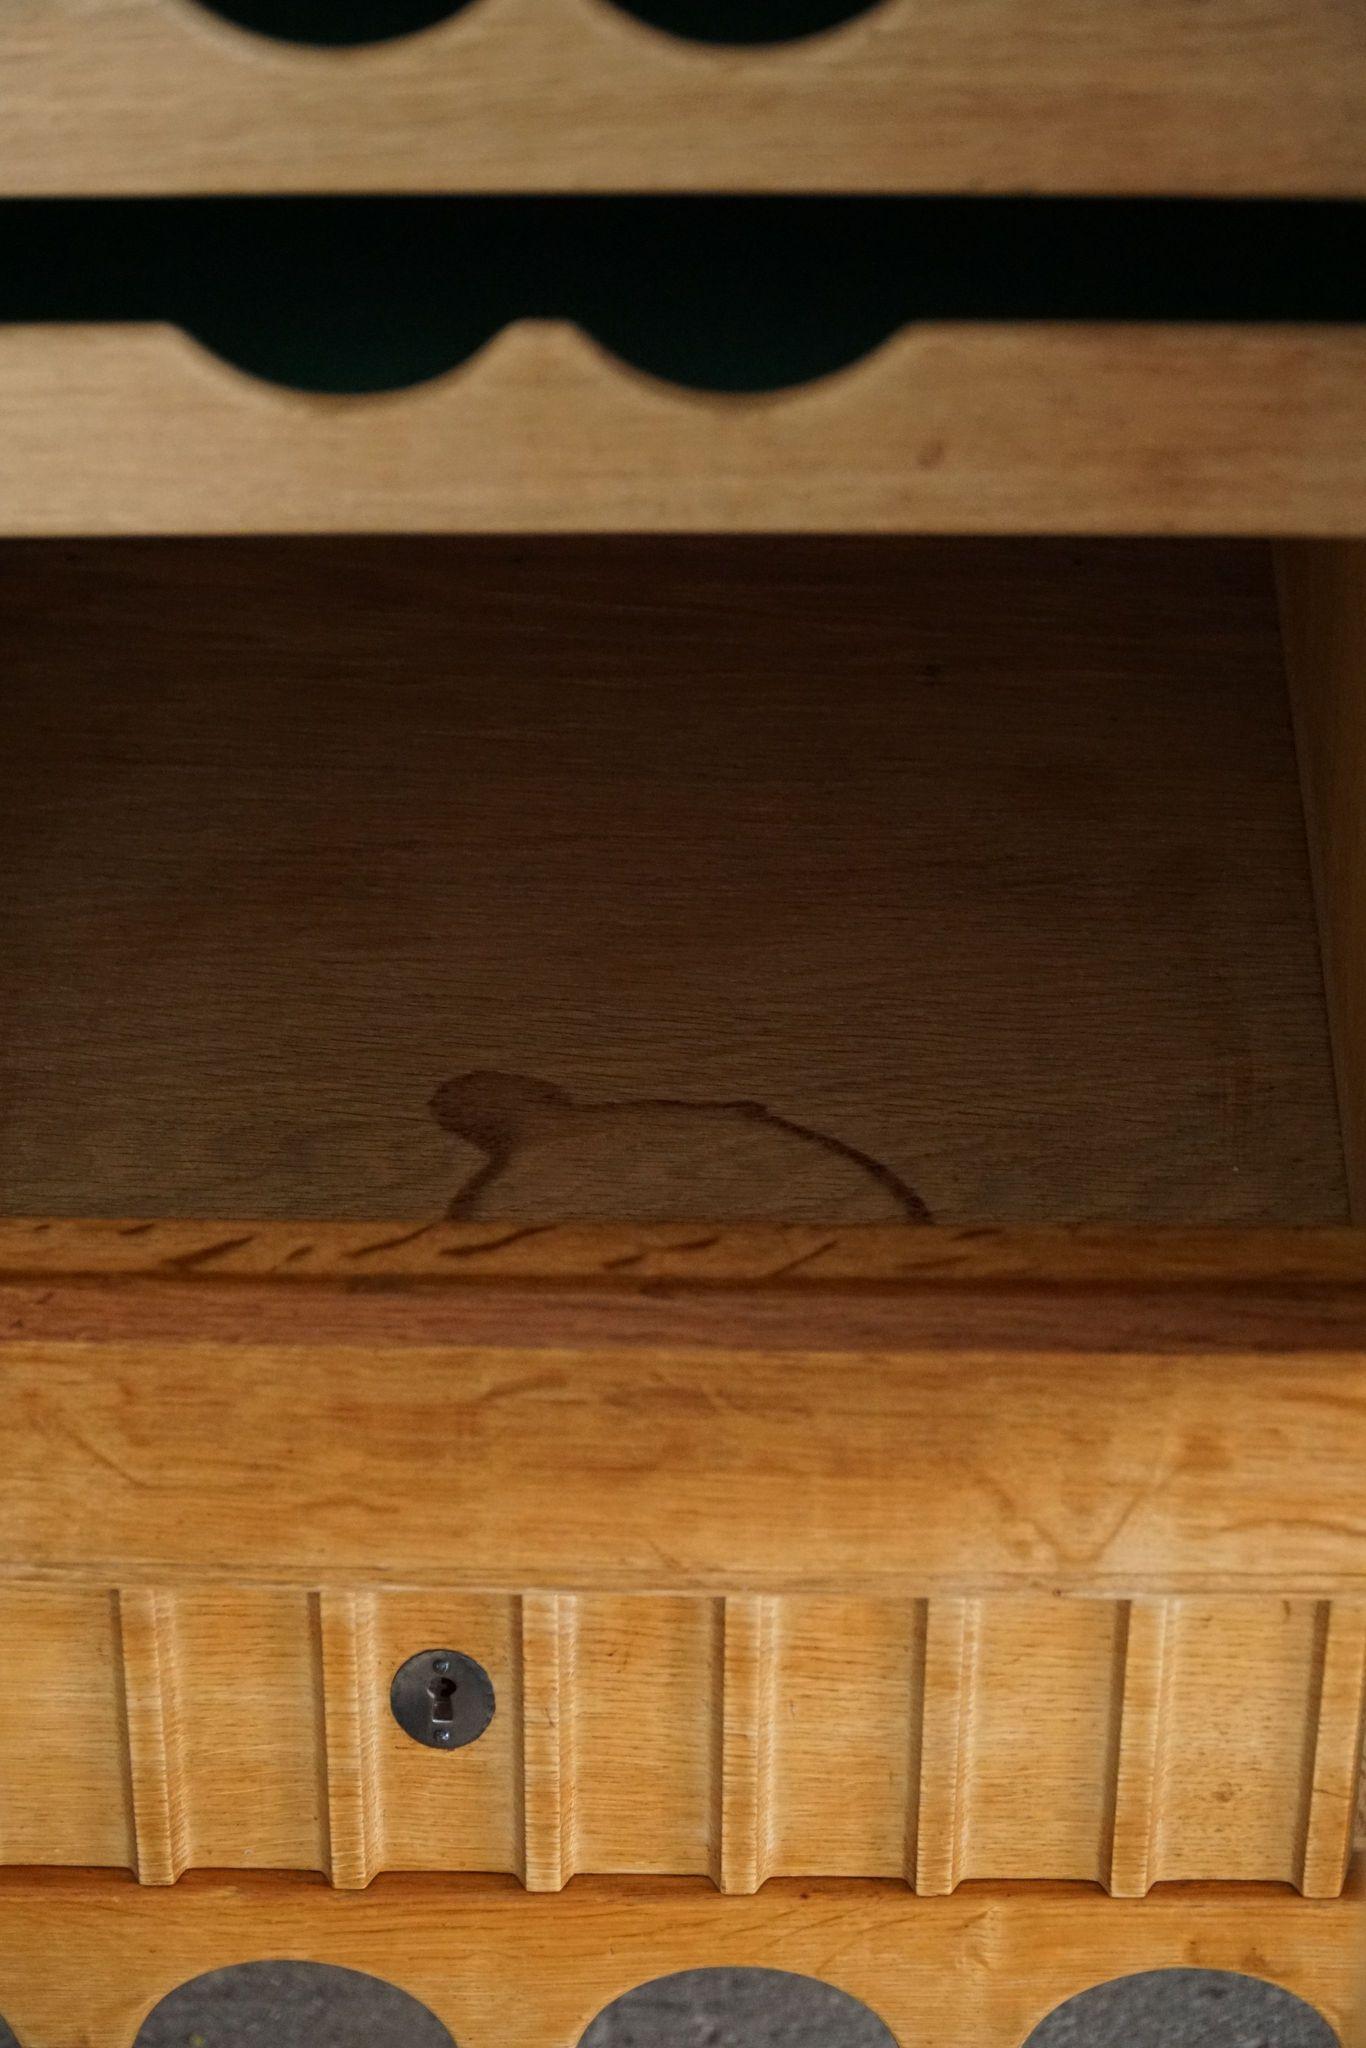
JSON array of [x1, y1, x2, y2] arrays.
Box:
[[435, 1224, 558, 1258], [762, 1237, 842, 1280], [118, 1222, 156, 1237], [159, 1234, 258, 1270], [430, 1070, 931, 1226], [345, 1223, 437, 1260]]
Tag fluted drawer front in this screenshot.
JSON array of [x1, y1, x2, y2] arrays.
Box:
[[6, 0, 1366, 196], [2, 1585, 1360, 1896]]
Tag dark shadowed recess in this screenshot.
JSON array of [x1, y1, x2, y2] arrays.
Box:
[[0, 196, 1362, 392], [196, 0, 878, 46]]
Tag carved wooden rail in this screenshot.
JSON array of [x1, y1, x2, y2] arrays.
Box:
[[8, 0, 1366, 195], [4, 325, 1366, 533]]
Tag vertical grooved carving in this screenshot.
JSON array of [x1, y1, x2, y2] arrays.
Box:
[[1109, 1599, 1172, 1897], [317, 1590, 383, 1891], [117, 1588, 189, 1886], [714, 1595, 778, 1895], [914, 1598, 979, 1895], [1299, 1600, 1366, 1897], [519, 1592, 577, 1891]]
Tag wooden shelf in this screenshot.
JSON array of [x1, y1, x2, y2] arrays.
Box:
[[4, 323, 1366, 534], [0, 536, 1347, 1226], [6, 0, 1366, 195]]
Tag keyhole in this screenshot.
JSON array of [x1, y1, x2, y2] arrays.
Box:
[[427, 1674, 457, 1723], [390, 1647, 495, 1749]]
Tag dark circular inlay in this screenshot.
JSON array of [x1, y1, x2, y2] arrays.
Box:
[[389, 1648, 496, 1750]]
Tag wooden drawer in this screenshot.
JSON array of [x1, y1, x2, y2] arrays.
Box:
[[6, 0, 1366, 196], [0, 533, 1362, 1904]]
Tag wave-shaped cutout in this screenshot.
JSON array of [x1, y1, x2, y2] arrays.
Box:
[[1, 197, 1362, 394], [193, 0, 876, 46], [199, 0, 475, 45], [610, 0, 879, 39]]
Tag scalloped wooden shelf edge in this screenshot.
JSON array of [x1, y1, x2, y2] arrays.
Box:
[[4, 322, 1366, 533], [8, 0, 1366, 195]]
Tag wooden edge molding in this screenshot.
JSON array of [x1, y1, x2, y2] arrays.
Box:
[[5, 1221, 1366, 1353], [1, 1224, 1364, 1596], [4, 323, 1366, 535], [7, 0, 1366, 197], [7, 1218, 1366, 1284], [0, 1867, 1358, 2048]]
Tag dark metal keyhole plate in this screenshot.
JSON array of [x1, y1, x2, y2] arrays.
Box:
[[389, 1649, 496, 1751]]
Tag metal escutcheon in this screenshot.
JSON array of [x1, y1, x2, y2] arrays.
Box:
[[389, 1648, 496, 1751]]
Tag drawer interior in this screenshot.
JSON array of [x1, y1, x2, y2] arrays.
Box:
[[0, 534, 1355, 1227]]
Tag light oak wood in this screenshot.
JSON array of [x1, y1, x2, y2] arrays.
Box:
[[4, 326, 1366, 534], [6, 0, 1366, 196], [2, 1220, 1366, 1605], [912, 1597, 978, 1896], [1152, 1599, 1326, 1886], [0, 539, 1344, 1227], [714, 1595, 778, 1896], [317, 1591, 383, 1891], [1108, 1600, 1171, 1898], [938, 1594, 1123, 1886], [3, 1579, 1361, 1894], [518, 1592, 575, 1893], [1301, 1603, 1366, 1899], [2, 1242, 1366, 1597], [0, 1868, 1357, 2048], [571, 1595, 714, 1875], [768, 1596, 921, 1882], [0, 1589, 132, 1870], [117, 1589, 190, 1887], [1280, 543, 1366, 1219], [0, 1230, 1359, 1895]]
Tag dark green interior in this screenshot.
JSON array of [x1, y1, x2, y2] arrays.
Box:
[[196, 0, 874, 46], [3, 197, 1362, 393]]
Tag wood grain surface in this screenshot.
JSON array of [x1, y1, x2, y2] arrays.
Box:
[[0, 538, 1345, 1226], [5, 0, 1366, 196], [0, 1248, 1360, 1892], [1280, 542, 1366, 1220], [1, 1226, 1365, 1600], [0, 1868, 1357, 2048], [4, 325, 1366, 534]]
